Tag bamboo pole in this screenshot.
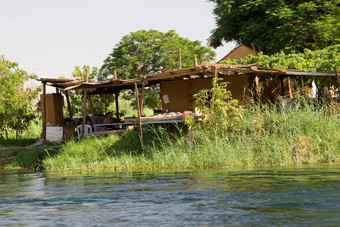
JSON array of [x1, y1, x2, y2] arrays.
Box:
[[135, 83, 144, 149], [335, 67, 340, 88], [280, 76, 285, 96], [178, 48, 182, 69], [211, 67, 219, 142], [64, 90, 73, 119], [193, 57, 198, 67], [42, 82, 47, 140], [88, 95, 96, 124], [114, 69, 117, 80], [211, 67, 218, 110], [82, 69, 89, 137], [140, 80, 145, 114], [254, 76, 260, 101], [115, 92, 120, 120], [287, 77, 293, 99]]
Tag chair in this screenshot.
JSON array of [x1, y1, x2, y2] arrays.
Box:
[[76, 125, 92, 140]]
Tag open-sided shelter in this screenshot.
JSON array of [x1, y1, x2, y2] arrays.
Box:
[[38, 62, 339, 144]]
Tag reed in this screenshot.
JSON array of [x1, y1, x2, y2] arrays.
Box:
[[42, 101, 340, 173]]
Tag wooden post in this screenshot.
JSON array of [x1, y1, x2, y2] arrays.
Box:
[[135, 83, 144, 149], [64, 90, 73, 119], [254, 76, 260, 101], [287, 77, 293, 99], [193, 57, 198, 67], [280, 76, 285, 96], [140, 80, 145, 115], [82, 69, 89, 137], [114, 69, 117, 80], [115, 91, 120, 120], [88, 95, 96, 124], [42, 82, 47, 140], [178, 48, 182, 69], [56, 87, 59, 94], [335, 67, 340, 88], [211, 67, 218, 110]]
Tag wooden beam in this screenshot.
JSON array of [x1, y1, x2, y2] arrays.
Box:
[[42, 82, 47, 140], [74, 88, 96, 91], [135, 83, 144, 149], [88, 95, 96, 124], [115, 92, 120, 120], [55, 80, 83, 87], [64, 84, 82, 91], [38, 77, 79, 82], [64, 90, 73, 119], [82, 69, 89, 137]]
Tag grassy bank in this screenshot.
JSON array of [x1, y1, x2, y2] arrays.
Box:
[[42, 102, 340, 173], [0, 145, 61, 170], [0, 122, 42, 147]]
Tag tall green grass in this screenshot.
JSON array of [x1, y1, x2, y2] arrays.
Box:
[[43, 101, 340, 173]]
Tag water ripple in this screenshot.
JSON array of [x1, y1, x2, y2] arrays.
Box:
[[0, 165, 340, 226]]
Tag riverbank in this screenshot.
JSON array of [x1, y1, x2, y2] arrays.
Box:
[[1, 102, 339, 173], [40, 102, 340, 173]]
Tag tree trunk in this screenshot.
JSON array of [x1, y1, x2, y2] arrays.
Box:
[[5, 125, 8, 140]]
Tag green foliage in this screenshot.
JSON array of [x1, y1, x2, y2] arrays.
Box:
[[222, 44, 340, 72], [193, 78, 245, 137], [0, 145, 61, 170], [0, 121, 42, 146], [0, 55, 40, 139], [222, 45, 340, 88], [15, 150, 39, 168], [101, 29, 216, 79], [100, 29, 215, 110], [209, 0, 340, 54]]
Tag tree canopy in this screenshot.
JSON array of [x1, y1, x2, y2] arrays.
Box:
[[222, 44, 340, 72], [0, 55, 40, 139], [100, 29, 216, 79], [209, 0, 340, 55], [222, 44, 340, 88]]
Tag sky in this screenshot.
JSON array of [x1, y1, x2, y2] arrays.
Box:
[[0, 0, 236, 80]]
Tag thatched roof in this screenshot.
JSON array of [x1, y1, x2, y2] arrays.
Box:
[[37, 62, 337, 94]]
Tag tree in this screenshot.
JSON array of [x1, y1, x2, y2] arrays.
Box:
[[209, 0, 340, 55], [0, 55, 40, 139], [100, 29, 216, 79], [100, 29, 215, 110]]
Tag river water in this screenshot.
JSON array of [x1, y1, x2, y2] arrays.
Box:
[[1, 165, 340, 226]]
